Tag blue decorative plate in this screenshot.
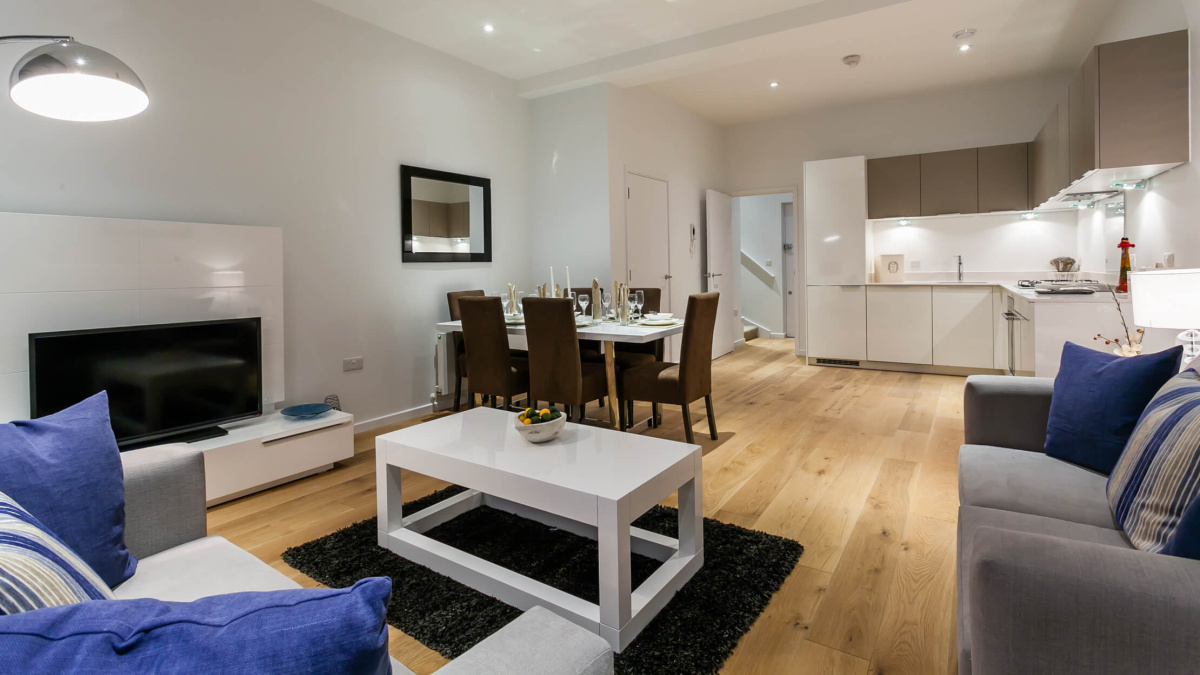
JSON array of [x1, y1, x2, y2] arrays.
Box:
[[281, 403, 333, 419]]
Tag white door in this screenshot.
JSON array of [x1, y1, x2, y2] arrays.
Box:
[[625, 171, 671, 313], [782, 202, 797, 338], [705, 189, 735, 358]]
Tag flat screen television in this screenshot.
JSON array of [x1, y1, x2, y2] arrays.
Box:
[[30, 318, 263, 449]]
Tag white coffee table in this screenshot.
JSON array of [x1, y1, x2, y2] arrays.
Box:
[[375, 407, 703, 652]]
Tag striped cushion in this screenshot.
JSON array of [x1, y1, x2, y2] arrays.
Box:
[[0, 491, 113, 615], [1108, 367, 1200, 553]]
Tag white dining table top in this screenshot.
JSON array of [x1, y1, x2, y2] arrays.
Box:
[[435, 317, 684, 344]]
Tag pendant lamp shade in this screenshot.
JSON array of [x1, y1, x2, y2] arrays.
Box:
[[10, 40, 147, 121]]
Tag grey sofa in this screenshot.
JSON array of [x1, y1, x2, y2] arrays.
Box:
[[116, 444, 614, 675], [958, 376, 1200, 675]]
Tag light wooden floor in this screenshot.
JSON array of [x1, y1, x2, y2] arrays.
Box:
[[208, 338, 963, 675]]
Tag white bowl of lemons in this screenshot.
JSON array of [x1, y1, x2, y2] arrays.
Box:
[[514, 406, 566, 443]]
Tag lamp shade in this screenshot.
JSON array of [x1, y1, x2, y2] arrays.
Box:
[[10, 41, 147, 121], [1130, 269, 1200, 329]]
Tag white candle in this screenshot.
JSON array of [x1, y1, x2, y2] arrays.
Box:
[[550, 267, 554, 292], [566, 266, 571, 295]]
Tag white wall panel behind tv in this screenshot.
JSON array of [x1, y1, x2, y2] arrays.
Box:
[[0, 212, 284, 423]]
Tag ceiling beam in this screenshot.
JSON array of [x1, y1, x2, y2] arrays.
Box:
[[517, 0, 912, 98]]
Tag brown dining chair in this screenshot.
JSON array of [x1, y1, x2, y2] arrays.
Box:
[[523, 297, 609, 422], [569, 286, 605, 366], [619, 292, 720, 444], [617, 287, 664, 425], [447, 290, 484, 411], [458, 297, 529, 411]]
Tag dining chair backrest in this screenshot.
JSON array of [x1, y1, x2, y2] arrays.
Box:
[[632, 287, 662, 314], [523, 297, 583, 405], [458, 297, 514, 397], [447, 290, 485, 366], [679, 292, 720, 402]]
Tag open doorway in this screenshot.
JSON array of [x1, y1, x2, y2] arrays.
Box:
[[732, 192, 796, 340]]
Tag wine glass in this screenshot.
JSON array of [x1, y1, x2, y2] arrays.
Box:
[[567, 291, 578, 315], [601, 291, 612, 319], [578, 292, 590, 320], [634, 290, 645, 320], [517, 291, 526, 315], [501, 294, 511, 316]]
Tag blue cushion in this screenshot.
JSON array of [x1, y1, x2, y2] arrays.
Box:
[[1108, 367, 1200, 553], [0, 577, 392, 674], [1162, 495, 1200, 559], [1044, 343, 1182, 474], [0, 490, 113, 615], [0, 392, 135, 587]]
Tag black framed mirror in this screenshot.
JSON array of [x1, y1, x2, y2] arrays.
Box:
[[400, 165, 492, 263]]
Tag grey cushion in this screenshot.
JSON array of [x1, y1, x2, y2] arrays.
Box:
[[121, 444, 208, 559], [959, 445, 1117, 529], [957, 506, 1133, 675], [113, 536, 301, 601], [968, 524, 1200, 675], [437, 606, 613, 675], [963, 375, 1054, 452]]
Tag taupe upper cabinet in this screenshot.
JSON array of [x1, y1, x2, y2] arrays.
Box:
[[978, 143, 1030, 212], [867, 155, 921, 219], [1069, 49, 1098, 183], [448, 202, 470, 238], [1030, 103, 1069, 207], [921, 149, 978, 216], [427, 202, 450, 238], [411, 199, 431, 237]]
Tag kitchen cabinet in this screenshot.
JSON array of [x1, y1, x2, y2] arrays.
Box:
[[448, 202, 470, 238], [1068, 49, 1098, 183], [805, 156, 868, 285], [1097, 31, 1190, 169], [921, 149, 978, 216], [933, 286, 994, 368], [427, 202, 450, 238], [978, 144, 1030, 212], [866, 155, 921, 219], [411, 199, 430, 236], [1030, 102, 1069, 207], [867, 286, 933, 365], [807, 285, 867, 361]]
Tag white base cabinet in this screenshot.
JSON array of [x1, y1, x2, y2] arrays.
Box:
[[933, 286, 995, 368], [867, 286, 933, 364], [807, 286, 867, 361]]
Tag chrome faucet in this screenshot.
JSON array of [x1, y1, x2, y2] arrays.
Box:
[[955, 255, 964, 282]]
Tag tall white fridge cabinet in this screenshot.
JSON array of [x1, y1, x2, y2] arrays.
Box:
[[805, 156, 868, 362]]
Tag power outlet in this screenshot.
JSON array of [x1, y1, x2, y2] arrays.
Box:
[[343, 357, 364, 372]]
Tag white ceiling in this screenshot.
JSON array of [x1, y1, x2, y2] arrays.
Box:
[[313, 0, 1122, 125], [310, 0, 829, 80]]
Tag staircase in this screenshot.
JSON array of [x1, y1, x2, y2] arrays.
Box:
[[743, 321, 759, 342]]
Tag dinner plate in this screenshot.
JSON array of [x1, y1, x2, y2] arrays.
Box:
[[638, 318, 681, 326]]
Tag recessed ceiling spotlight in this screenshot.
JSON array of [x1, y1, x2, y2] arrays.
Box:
[[959, 44, 972, 52], [1021, 212, 1038, 220], [954, 28, 975, 52], [843, 54, 862, 68], [898, 218, 912, 226], [483, 24, 495, 33], [532, 47, 542, 53], [770, 81, 779, 88]]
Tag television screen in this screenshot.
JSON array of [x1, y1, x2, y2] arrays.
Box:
[[30, 318, 263, 448]]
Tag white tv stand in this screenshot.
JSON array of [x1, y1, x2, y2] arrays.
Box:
[[184, 410, 355, 506]]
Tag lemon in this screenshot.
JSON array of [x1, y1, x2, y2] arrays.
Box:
[[522, 418, 532, 425], [540, 408, 551, 416]]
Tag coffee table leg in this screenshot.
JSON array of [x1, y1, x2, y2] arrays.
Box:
[[678, 452, 703, 556], [376, 442, 404, 547], [598, 495, 631, 640], [603, 340, 620, 430]]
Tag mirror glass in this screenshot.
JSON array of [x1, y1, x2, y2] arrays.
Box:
[[401, 166, 491, 263]]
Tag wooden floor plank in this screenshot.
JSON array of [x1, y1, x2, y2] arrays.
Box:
[[203, 338, 967, 673]]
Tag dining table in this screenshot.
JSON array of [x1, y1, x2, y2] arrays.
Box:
[[435, 317, 685, 430]]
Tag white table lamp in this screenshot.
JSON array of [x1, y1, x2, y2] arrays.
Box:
[[1130, 269, 1200, 365]]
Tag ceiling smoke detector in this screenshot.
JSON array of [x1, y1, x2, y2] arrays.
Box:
[[954, 29, 976, 41], [843, 54, 861, 68]]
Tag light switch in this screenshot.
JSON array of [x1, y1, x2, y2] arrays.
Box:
[[765, 259, 773, 267]]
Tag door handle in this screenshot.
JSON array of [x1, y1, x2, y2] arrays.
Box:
[[704, 273, 723, 278], [664, 274, 673, 279]]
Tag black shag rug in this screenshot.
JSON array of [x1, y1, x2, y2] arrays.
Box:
[[282, 486, 802, 675]]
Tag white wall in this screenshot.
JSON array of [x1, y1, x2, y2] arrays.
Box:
[[723, 75, 1068, 349], [869, 211, 1081, 281], [736, 194, 791, 335], [607, 86, 725, 348], [0, 0, 532, 429], [528, 84, 612, 285]]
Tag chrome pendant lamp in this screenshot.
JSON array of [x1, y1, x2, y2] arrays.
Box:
[[3, 35, 147, 121]]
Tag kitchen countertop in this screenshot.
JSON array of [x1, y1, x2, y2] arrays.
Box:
[[857, 281, 1128, 303]]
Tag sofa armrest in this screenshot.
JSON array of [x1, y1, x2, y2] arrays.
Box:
[[963, 375, 1054, 452], [969, 527, 1200, 675], [121, 444, 208, 559], [436, 607, 613, 675]]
